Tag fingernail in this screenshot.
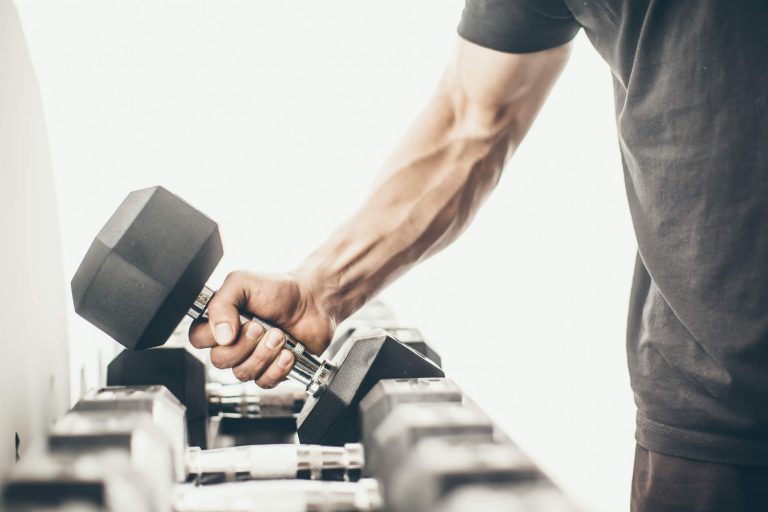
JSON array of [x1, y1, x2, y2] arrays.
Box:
[[214, 323, 234, 345], [245, 322, 264, 341], [278, 349, 293, 369], [265, 329, 285, 350]]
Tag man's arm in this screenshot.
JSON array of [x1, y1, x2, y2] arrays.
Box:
[[189, 38, 572, 387]]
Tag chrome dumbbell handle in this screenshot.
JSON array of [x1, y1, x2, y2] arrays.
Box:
[[185, 443, 364, 481], [187, 285, 326, 389]]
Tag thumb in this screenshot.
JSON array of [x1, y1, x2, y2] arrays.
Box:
[[206, 273, 247, 346]]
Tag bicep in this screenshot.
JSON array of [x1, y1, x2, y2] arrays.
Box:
[[441, 36, 572, 147]]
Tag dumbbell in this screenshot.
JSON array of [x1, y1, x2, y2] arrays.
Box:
[[364, 402, 496, 481], [206, 381, 305, 419], [358, 377, 463, 453], [384, 437, 541, 512], [326, 326, 442, 368], [326, 299, 441, 365], [2, 450, 380, 512], [1, 449, 155, 512], [206, 379, 307, 447], [74, 385, 364, 484], [107, 347, 304, 447], [72, 186, 444, 446], [48, 410, 175, 512]]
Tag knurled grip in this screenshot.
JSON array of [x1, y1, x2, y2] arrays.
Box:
[[188, 285, 323, 389]]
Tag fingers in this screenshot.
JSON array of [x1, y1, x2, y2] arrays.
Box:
[[256, 349, 295, 389], [188, 318, 217, 349], [186, 270, 308, 388], [231, 327, 294, 386], [209, 320, 266, 369], [206, 272, 249, 346]]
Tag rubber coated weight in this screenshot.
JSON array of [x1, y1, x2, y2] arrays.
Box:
[[1, 450, 154, 512], [107, 348, 304, 448], [297, 331, 444, 446], [326, 326, 442, 368], [358, 377, 462, 452], [74, 385, 188, 482], [49, 410, 175, 512], [74, 385, 365, 484], [382, 327, 442, 367], [72, 186, 222, 351], [385, 437, 540, 512], [366, 402, 494, 480], [107, 348, 208, 448]]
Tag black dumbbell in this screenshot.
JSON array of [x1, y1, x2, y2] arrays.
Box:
[[385, 437, 541, 512], [296, 328, 444, 445], [326, 326, 442, 368], [73, 186, 443, 446], [107, 347, 304, 447], [73, 385, 364, 484], [358, 377, 462, 453], [381, 328, 442, 368], [364, 402, 495, 481]]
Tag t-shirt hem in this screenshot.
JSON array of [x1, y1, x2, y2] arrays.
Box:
[[457, 16, 579, 54], [636, 412, 768, 466]]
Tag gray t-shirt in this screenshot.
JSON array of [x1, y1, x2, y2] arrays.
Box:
[[459, 0, 768, 465]]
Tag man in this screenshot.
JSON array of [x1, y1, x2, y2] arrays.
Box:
[[189, 1, 768, 510]]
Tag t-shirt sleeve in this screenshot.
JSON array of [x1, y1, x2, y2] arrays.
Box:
[[458, 0, 581, 54]]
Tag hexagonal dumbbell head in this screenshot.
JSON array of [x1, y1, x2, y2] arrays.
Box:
[[358, 377, 463, 450], [71, 186, 222, 350], [385, 437, 541, 512], [297, 331, 445, 446]]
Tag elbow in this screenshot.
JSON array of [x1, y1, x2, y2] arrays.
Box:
[[438, 80, 523, 153]]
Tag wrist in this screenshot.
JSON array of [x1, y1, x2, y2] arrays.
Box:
[[292, 261, 343, 327]]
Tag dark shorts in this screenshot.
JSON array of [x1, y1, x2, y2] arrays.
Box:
[[631, 444, 768, 512]]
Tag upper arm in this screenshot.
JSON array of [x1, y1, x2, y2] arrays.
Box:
[[441, 37, 572, 149], [441, 0, 580, 148]]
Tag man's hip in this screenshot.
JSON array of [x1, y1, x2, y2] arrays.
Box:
[[631, 444, 768, 512]]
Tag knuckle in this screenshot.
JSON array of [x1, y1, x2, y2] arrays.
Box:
[[258, 364, 289, 389], [249, 354, 268, 372], [232, 355, 264, 382], [232, 366, 252, 382], [255, 378, 275, 389], [206, 301, 229, 317], [209, 350, 229, 369], [224, 270, 246, 286]]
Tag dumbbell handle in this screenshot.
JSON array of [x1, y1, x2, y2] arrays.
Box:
[[185, 443, 363, 480], [188, 285, 328, 390]]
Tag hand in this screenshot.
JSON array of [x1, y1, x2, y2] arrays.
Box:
[[188, 270, 335, 388]]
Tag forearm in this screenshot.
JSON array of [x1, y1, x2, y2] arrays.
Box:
[[299, 85, 517, 322], [298, 39, 570, 325]]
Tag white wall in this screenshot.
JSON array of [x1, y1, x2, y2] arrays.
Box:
[[0, 0, 70, 475], [17, 2, 637, 510]]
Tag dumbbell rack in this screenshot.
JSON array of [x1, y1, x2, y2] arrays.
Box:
[[0, 308, 579, 512]]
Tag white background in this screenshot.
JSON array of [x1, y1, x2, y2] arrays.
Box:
[[16, 1, 637, 510]]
